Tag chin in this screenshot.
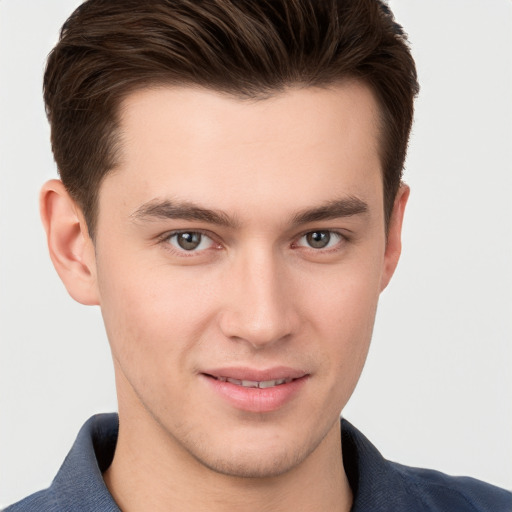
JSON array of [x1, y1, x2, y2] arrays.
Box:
[[181, 422, 331, 480], [195, 445, 308, 479]]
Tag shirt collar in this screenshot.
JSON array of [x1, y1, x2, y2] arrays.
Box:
[[341, 418, 414, 511], [50, 413, 120, 511]]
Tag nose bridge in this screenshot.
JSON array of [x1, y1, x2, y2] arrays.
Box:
[[220, 244, 295, 348]]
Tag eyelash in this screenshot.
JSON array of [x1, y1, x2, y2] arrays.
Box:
[[158, 229, 348, 256], [292, 230, 347, 253], [158, 229, 220, 256]]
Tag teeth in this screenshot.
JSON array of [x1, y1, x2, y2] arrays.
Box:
[[222, 377, 291, 388], [259, 378, 288, 388]]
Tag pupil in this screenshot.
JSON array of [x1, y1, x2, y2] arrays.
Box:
[[307, 231, 330, 249], [177, 232, 201, 250]]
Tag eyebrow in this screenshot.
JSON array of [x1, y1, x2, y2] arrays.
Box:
[[131, 195, 368, 227], [291, 196, 368, 225], [131, 199, 239, 227]]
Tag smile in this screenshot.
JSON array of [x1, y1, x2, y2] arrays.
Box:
[[202, 369, 309, 412], [213, 376, 294, 388]]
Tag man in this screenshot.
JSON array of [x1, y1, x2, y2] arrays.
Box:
[[3, 0, 511, 510]]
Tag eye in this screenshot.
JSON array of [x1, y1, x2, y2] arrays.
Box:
[[167, 231, 215, 252], [296, 230, 343, 250]]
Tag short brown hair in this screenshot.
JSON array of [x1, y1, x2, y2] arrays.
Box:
[[44, 0, 419, 237]]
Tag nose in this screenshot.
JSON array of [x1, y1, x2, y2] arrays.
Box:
[[218, 248, 298, 349]]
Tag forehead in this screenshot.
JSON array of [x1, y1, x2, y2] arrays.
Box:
[[102, 83, 383, 223]]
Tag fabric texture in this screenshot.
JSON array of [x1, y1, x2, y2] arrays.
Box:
[[4, 413, 512, 511]]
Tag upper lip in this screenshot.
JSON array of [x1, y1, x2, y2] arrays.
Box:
[[201, 366, 308, 382]]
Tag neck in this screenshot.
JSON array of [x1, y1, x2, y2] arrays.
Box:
[[104, 405, 352, 512]]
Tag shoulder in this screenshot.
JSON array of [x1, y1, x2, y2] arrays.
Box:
[[341, 419, 512, 512], [3, 414, 120, 512], [390, 461, 512, 512], [2, 489, 58, 512]]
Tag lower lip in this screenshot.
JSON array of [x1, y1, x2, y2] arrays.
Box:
[[202, 375, 308, 413]]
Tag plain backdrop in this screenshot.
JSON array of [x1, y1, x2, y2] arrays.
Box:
[[1, 0, 511, 506]]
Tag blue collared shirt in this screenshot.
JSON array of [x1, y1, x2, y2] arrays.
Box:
[[4, 414, 512, 511]]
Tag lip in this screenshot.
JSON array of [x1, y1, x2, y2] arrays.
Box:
[[203, 366, 308, 382], [200, 366, 309, 413]]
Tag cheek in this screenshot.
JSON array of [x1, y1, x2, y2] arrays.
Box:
[[95, 253, 218, 374], [299, 256, 382, 387], [302, 255, 382, 334]]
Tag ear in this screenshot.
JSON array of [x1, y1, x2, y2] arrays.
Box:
[[40, 179, 100, 305], [380, 184, 410, 291]]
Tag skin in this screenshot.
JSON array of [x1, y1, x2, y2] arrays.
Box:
[[41, 82, 408, 512]]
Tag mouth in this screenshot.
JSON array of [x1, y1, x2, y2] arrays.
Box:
[[201, 368, 309, 412], [205, 375, 295, 389]]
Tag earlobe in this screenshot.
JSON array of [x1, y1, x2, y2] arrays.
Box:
[[380, 184, 410, 292], [40, 179, 100, 305]]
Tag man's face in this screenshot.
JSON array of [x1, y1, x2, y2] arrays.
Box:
[[90, 83, 404, 477]]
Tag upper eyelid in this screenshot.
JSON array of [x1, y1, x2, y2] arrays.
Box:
[[158, 228, 217, 242], [157, 228, 348, 248], [293, 228, 348, 242], [288, 231, 347, 255], [157, 229, 221, 256]]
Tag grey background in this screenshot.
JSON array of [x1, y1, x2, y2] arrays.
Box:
[[1, 0, 511, 506]]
